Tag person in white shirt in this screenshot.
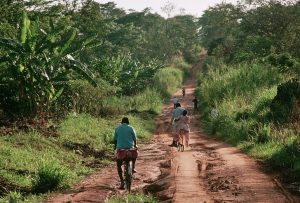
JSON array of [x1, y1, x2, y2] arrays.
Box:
[[211, 104, 218, 117], [176, 110, 190, 148], [169, 103, 185, 147], [172, 96, 179, 109]]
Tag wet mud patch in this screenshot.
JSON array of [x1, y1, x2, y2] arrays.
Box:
[[192, 142, 242, 202], [143, 160, 175, 203], [208, 176, 240, 193]]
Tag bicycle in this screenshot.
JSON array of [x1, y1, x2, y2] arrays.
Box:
[[177, 129, 185, 152], [118, 148, 138, 192]]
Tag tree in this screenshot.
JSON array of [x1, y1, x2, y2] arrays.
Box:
[[198, 3, 241, 58]]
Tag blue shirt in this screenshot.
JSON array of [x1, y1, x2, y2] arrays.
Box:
[[114, 123, 137, 149]]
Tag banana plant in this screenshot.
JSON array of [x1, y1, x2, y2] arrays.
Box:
[[0, 11, 96, 116]]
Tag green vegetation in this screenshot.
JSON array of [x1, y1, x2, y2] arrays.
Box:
[[196, 0, 300, 181], [0, 0, 194, 201], [197, 58, 300, 174]]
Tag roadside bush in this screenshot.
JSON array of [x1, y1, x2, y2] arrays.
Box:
[[90, 55, 163, 96], [170, 56, 190, 78], [55, 80, 117, 117], [131, 88, 163, 113], [270, 79, 300, 123], [232, 35, 272, 63], [267, 53, 300, 74], [232, 51, 256, 63], [32, 160, 74, 193]]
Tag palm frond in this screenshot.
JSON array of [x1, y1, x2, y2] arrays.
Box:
[[0, 38, 23, 54]]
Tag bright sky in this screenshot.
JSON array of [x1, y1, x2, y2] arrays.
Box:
[[98, 0, 238, 17]]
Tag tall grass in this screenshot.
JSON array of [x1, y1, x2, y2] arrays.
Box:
[[59, 113, 114, 150], [197, 59, 300, 174]]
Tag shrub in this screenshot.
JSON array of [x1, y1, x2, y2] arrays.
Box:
[[8, 191, 23, 203], [32, 160, 73, 193], [55, 80, 117, 117], [267, 53, 300, 74]]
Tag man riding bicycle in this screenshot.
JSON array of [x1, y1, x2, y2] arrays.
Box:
[[114, 117, 138, 190]]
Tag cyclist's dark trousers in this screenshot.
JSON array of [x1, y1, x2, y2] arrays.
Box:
[[117, 160, 124, 182]]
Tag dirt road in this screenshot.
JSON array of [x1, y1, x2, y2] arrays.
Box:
[[46, 72, 298, 203]]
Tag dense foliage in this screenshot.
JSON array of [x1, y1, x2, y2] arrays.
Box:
[[0, 0, 200, 119]]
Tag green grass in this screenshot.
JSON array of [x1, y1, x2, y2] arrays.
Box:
[[59, 113, 114, 150], [0, 191, 46, 203], [0, 131, 91, 189]]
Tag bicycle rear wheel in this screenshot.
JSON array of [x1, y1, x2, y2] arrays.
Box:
[[124, 160, 132, 192]]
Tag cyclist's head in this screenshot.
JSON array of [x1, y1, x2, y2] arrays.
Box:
[[182, 110, 187, 116], [175, 103, 181, 108], [121, 117, 129, 124]]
